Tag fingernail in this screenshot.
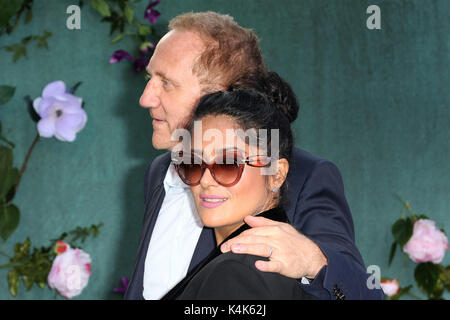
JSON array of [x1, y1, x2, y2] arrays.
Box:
[[221, 243, 228, 252], [255, 261, 265, 270]]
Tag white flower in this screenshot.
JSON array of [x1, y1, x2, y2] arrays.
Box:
[[33, 81, 87, 142]]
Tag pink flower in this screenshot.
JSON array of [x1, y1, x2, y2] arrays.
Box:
[[403, 219, 449, 264], [380, 279, 400, 297], [47, 246, 92, 298], [54, 240, 69, 255]]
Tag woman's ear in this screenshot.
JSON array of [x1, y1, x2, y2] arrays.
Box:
[[270, 158, 289, 191]]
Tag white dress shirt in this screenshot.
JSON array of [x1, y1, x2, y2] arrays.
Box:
[[142, 163, 204, 300]]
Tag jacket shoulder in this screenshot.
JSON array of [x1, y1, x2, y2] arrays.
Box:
[[290, 147, 341, 180], [179, 252, 313, 300], [287, 147, 344, 204]]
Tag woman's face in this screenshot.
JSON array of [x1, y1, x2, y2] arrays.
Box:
[[189, 115, 274, 240]]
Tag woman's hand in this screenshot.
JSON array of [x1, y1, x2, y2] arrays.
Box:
[[220, 215, 328, 279]]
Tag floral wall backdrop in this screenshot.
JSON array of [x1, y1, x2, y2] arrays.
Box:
[[0, 0, 449, 299]]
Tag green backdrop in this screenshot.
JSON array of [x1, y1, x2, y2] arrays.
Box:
[[0, 0, 449, 299]]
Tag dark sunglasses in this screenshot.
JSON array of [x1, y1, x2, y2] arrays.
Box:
[[172, 151, 272, 187]]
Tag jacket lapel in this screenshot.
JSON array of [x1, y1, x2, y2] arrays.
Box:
[[188, 227, 216, 272], [124, 154, 170, 300]]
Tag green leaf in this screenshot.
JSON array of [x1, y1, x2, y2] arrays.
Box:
[[24, 9, 32, 24], [5, 44, 27, 62], [0, 145, 13, 175], [0, 85, 16, 105], [13, 46, 26, 62], [415, 214, 430, 221], [0, 132, 14, 148], [21, 35, 32, 45], [392, 217, 413, 246], [13, 237, 30, 262], [138, 24, 151, 37], [0, 204, 20, 240], [69, 222, 104, 243], [7, 269, 19, 297], [0, 167, 19, 203], [90, 0, 111, 17], [34, 30, 52, 49], [22, 274, 33, 290], [439, 265, 450, 291], [0, 0, 23, 28], [0, 145, 14, 200], [388, 241, 397, 266], [111, 32, 124, 44], [0, 140, 18, 203], [414, 262, 442, 298], [124, 6, 134, 24]]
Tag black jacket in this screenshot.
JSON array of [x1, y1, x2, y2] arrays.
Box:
[[125, 147, 385, 300], [162, 206, 313, 300]]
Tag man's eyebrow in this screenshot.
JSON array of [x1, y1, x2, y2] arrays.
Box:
[[146, 67, 179, 86]]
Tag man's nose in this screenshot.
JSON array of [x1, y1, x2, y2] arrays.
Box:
[[139, 79, 160, 109]]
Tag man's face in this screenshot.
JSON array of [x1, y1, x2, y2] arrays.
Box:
[[140, 30, 205, 150]]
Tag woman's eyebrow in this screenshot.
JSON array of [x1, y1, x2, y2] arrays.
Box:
[[191, 149, 202, 155], [220, 147, 246, 156], [190, 148, 247, 160]]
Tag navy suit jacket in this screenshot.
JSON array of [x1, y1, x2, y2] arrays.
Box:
[[124, 147, 385, 300]]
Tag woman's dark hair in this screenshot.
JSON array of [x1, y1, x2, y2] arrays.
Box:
[[189, 71, 299, 208]]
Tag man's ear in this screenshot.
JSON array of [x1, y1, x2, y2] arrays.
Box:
[[270, 158, 289, 190]]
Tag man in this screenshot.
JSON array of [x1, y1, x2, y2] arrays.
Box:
[[125, 11, 384, 300]]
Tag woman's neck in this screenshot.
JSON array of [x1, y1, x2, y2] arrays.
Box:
[[214, 222, 245, 246], [214, 203, 277, 246]]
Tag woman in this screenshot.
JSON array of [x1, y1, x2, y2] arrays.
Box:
[[162, 73, 313, 300]]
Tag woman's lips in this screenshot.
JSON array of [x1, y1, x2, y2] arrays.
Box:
[[199, 194, 228, 209]]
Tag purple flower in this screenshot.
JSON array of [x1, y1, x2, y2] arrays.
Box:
[[133, 57, 149, 73], [113, 277, 129, 294], [109, 50, 134, 64], [139, 42, 155, 56], [33, 81, 87, 142], [144, 0, 160, 24]]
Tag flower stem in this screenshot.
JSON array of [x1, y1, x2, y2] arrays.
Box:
[[7, 133, 40, 205], [0, 248, 11, 259], [0, 262, 14, 269], [405, 292, 424, 300]]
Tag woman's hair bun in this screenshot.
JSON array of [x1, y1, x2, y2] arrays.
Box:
[[229, 71, 299, 123], [260, 71, 299, 123]]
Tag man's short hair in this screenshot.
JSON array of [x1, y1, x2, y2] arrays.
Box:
[[169, 11, 267, 92]]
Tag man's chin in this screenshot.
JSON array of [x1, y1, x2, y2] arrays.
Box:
[[152, 134, 177, 151]]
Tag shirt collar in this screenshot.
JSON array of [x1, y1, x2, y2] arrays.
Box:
[[163, 163, 190, 192]]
